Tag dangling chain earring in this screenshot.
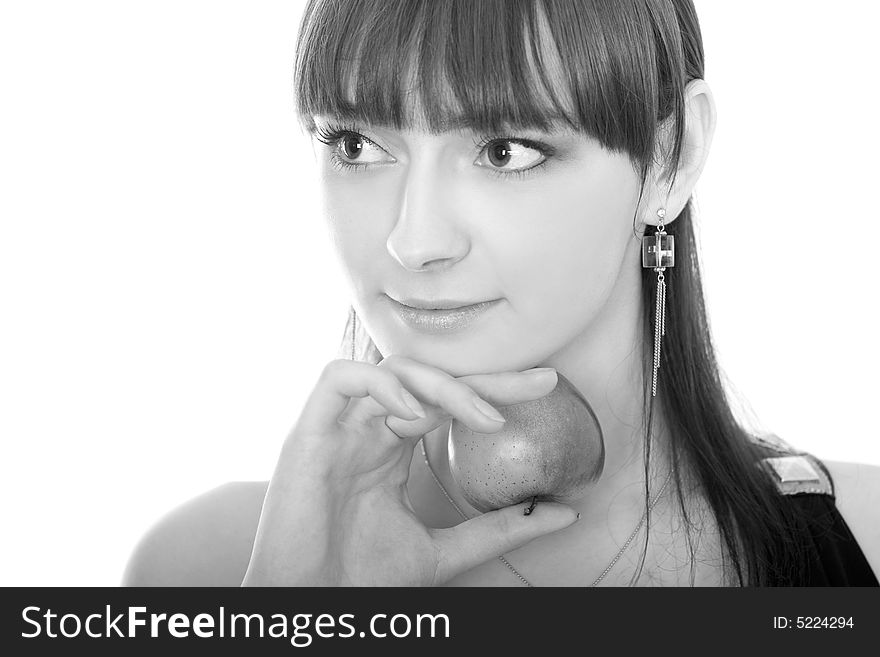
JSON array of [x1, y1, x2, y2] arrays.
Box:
[[641, 208, 675, 397]]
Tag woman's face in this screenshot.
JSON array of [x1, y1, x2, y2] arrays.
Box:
[[312, 115, 644, 376]]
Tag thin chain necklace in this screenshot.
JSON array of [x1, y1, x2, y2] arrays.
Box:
[[420, 439, 673, 587]]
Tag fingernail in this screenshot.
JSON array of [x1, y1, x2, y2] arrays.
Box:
[[525, 367, 556, 374], [473, 397, 505, 423], [400, 389, 427, 418], [524, 367, 557, 381]]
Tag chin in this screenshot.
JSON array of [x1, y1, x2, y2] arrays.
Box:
[[384, 336, 537, 377], [388, 343, 488, 376]]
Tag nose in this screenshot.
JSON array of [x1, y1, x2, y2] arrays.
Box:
[[386, 165, 470, 272]]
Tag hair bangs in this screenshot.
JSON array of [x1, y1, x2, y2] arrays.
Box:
[[293, 0, 687, 171]]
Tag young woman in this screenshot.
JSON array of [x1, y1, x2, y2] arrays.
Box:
[[123, 0, 880, 587]]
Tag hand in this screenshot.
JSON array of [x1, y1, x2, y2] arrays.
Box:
[[241, 355, 578, 587]]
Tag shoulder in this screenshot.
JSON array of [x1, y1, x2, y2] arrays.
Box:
[[121, 481, 269, 586], [821, 459, 880, 578], [752, 434, 880, 578]]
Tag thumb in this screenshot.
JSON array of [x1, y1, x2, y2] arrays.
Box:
[[429, 501, 579, 585]]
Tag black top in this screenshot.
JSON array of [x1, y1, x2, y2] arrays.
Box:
[[787, 493, 878, 586], [753, 436, 878, 586]]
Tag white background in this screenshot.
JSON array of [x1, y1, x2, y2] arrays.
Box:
[[1, 1, 877, 586]]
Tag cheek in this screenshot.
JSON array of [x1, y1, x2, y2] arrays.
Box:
[[478, 161, 639, 337], [319, 172, 394, 296]]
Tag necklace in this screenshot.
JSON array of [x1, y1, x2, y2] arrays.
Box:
[[420, 439, 673, 587]]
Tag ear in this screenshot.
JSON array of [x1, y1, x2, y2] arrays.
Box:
[[642, 79, 717, 226]]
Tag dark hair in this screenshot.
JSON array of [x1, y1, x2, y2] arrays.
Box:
[[293, 0, 818, 586]]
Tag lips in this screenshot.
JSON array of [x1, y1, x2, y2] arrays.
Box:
[[393, 296, 489, 310], [386, 294, 502, 333]]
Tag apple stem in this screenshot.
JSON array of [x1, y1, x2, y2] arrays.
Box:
[[523, 496, 538, 516]]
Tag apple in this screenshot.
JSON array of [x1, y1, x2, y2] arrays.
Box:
[[447, 371, 604, 513]]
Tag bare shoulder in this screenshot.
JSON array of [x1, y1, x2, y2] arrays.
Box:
[[121, 481, 269, 587], [821, 460, 880, 577]]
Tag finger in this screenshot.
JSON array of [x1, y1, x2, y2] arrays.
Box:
[[379, 355, 513, 436], [384, 365, 560, 439], [429, 501, 579, 585], [296, 359, 427, 434], [456, 367, 559, 407]]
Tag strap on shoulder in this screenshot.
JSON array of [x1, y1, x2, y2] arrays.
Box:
[[758, 452, 834, 497]]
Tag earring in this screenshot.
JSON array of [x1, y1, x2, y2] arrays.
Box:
[[641, 208, 674, 397]]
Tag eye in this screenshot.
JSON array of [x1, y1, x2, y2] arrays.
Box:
[[473, 137, 551, 176], [312, 123, 395, 171]]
